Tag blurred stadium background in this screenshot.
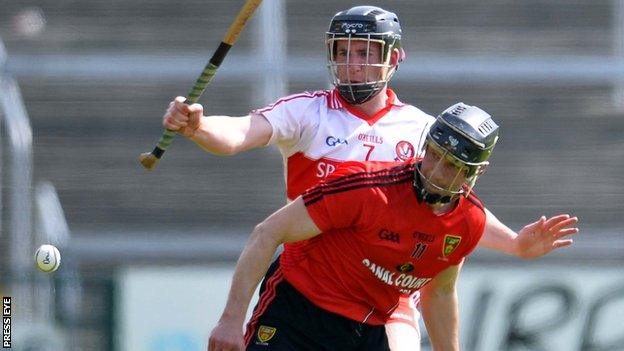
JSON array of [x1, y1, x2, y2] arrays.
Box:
[[0, 0, 623, 350]]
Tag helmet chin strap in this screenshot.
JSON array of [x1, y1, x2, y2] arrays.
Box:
[[413, 163, 453, 206]]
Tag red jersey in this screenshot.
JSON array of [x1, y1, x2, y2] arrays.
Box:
[[279, 160, 486, 325]]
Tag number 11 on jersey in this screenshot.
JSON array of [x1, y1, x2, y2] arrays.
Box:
[[411, 243, 427, 259]]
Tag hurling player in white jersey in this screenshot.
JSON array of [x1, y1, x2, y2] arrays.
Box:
[[162, 5, 578, 351]]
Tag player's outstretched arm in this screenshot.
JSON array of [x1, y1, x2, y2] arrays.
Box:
[[163, 96, 273, 156], [208, 197, 321, 351], [420, 262, 462, 351], [479, 209, 579, 259]]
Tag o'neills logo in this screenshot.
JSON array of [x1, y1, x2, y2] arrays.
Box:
[[358, 133, 384, 144], [362, 258, 431, 294]]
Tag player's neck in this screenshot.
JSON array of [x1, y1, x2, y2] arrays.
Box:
[[351, 87, 388, 117], [428, 200, 458, 216]]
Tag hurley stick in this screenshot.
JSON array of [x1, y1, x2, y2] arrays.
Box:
[[139, 0, 263, 170]]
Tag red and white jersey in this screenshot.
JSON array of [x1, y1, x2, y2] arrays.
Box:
[[282, 161, 487, 325], [254, 88, 435, 200]]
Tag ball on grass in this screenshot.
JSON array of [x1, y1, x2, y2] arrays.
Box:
[[34, 244, 61, 273]]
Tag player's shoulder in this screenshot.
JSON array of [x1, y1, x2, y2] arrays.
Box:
[[396, 103, 435, 121], [255, 90, 330, 114], [325, 160, 415, 183], [281, 90, 330, 102], [303, 160, 415, 206], [465, 190, 485, 212], [276, 90, 330, 106], [458, 191, 487, 248], [461, 190, 486, 215]]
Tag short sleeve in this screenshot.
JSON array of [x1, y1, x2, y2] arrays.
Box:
[[252, 92, 322, 155], [450, 202, 487, 264]]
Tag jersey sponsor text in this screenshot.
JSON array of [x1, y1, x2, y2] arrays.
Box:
[[362, 258, 432, 294]]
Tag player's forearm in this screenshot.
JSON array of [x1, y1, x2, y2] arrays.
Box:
[[219, 224, 281, 325], [478, 225, 518, 255], [191, 114, 272, 156], [420, 288, 460, 351], [190, 116, 248, 156]]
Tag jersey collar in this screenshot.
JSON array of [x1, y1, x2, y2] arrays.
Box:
[[328, 88, 405, 125]]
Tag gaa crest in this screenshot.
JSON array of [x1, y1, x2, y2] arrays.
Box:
[[395, 141, 415, 161], [442, 235, 461, 257], [257, 325, 276, 343]]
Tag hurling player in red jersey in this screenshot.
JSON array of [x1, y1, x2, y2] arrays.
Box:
[[207, 103, 579, 351], [165, 7, 578, 349]]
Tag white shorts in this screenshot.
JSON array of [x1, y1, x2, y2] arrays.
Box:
[[386, 292, 421, 329], [385, 293, 422, 351]]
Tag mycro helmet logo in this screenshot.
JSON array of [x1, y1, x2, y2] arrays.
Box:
[[341, 22, 364, 32]]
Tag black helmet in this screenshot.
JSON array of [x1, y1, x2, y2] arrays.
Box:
[[326, 6, 404, 105], [415, 103, 499, 205]]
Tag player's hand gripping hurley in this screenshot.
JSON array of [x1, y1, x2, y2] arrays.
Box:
[[139, 0, 263, 170]]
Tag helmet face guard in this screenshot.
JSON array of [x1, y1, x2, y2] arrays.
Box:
[[326, 6, 404, 105], [414, 103, 499, 206], [414, 142, 486, 205]]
